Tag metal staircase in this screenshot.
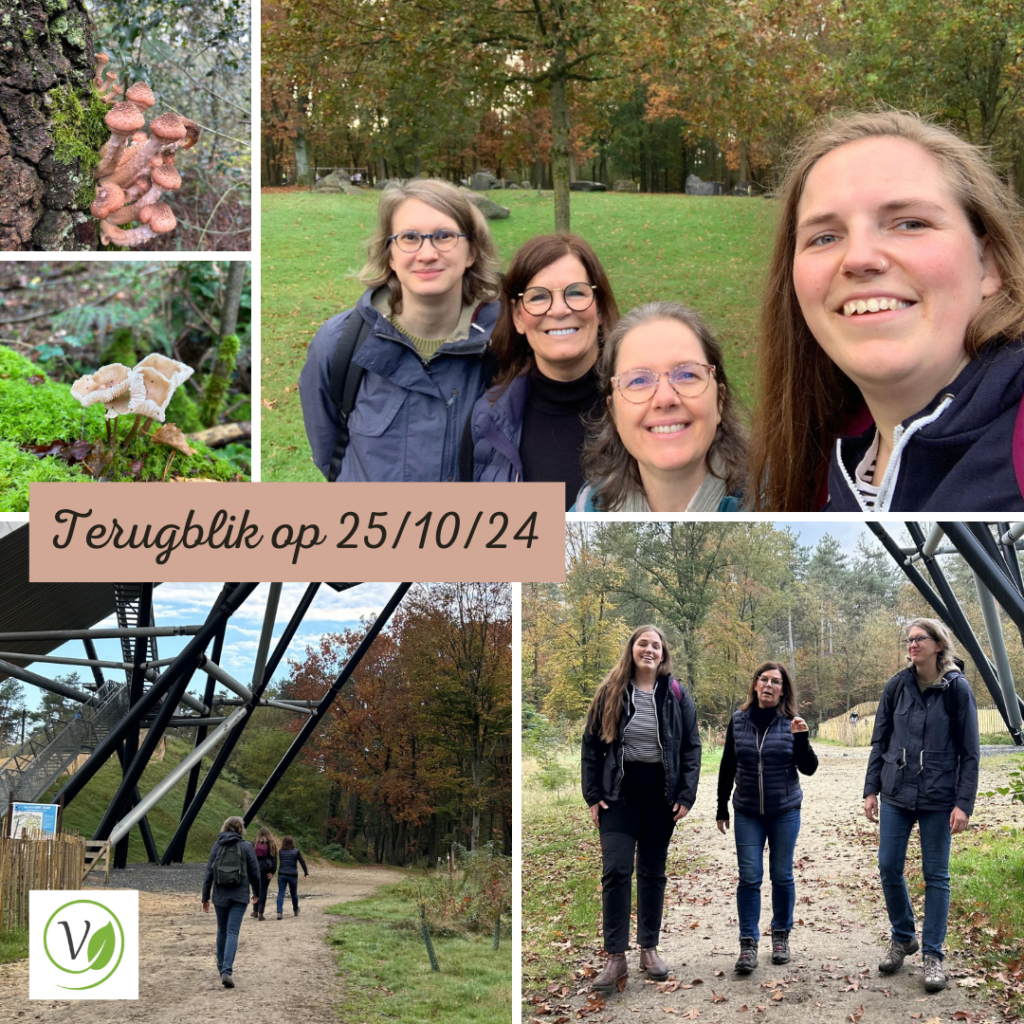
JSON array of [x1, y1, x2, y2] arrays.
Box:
[[0, 678, 130, 809], [113, 584, 158, 684]]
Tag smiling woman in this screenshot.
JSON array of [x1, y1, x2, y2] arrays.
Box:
[[748, 110, 1024, 512]]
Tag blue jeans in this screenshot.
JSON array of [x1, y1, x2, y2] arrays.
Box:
[[878, 801, 951, 960], [277, 874, 298, 913], [214, 901, 248, 976], [733, 807, 801, 941]]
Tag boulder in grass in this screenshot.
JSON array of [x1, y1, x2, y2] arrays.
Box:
[[470, 169, 500, 191], [465, 191, 510, 219], [685, 174, 724, 196], [340, 181, 364, 196], [373, 178, 394, 190], [569, 180, 607, 192], [730, 179, 762, 196], [314, 170, 345, 192], [613, 180, 639, 192]]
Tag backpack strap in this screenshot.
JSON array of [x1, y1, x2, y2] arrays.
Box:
[[879, 675, 906, 753], [943, 674, 961, 756], [326, 310, 373, 482], [670, 678, 683, 705], [1014, 394, 1024, 500]]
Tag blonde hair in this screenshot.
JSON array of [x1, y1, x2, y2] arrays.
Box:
[[749, 109, 1024, 511], [585, 625, 672, 743], [358, 179, 500, 314], [222, 815, 245, 835], [255, 825, 277, 857], [906, 617, 959, 675]]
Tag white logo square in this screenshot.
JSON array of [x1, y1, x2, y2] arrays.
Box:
[[29, 890, 138, 1000]]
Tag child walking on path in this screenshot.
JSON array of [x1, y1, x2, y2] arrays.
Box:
[[276, 835, 309, 919]]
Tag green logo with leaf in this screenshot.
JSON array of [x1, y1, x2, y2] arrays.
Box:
[[43, 900, 125, 990]]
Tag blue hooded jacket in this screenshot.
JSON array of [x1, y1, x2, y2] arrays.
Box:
[[465, 371, 530, 482], [299, 288, 500, 482], [826, 340, 1024, 511]]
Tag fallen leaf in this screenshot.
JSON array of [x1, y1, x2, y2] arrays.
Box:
[[848, 1006, 864, 1023], [710, 990, 727, 1003], [261, 398, 277, 410], [151, 422, 197, 456]]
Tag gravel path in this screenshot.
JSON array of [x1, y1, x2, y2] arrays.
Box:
[[526, 746, 1023, 1024]]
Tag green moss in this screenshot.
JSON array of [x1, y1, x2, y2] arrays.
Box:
[[99, 327, 139, 366], [0, 440, 84, 513], [200, 334, 241, 427], [165, 387, 203, 433], [50, 84, 109, 173]]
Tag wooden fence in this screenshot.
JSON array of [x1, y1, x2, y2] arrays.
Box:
[[817, 705, 1009, 746], [0, 832, 86, 931]]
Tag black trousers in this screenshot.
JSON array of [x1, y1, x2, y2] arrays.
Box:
[[598, 761, 676, 953], [257, 875, 272, 915]]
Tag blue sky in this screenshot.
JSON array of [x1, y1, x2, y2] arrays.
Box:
[[777, 521, 878, 558], [18, 582, 402, 712]]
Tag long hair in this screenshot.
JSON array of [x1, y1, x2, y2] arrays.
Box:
[[738, 661, 798, 717], [582, 302, 747, 509], [748, 109, 1024, 512], [222, 815, 245, 835], [490, 233, 620, 387], [255, 825, 277, 857], [280, 835, 296, 851], [906, 617, 958, 675], [585, 625, 672, 744], [358, 178, 500, 315]]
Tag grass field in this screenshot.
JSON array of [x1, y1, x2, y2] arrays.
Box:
[[325, 884, 512, 1023], [260, 188, 776, 481]]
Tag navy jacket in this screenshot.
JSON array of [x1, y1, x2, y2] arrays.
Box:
[[298, 288, 499, 482], [278, 847, 308, 878], [581, 676, 702, 811], [464, 370, 531, 482], [202, 831, 261, 907], [863, 667, 980, 815], [827, 340, 1024, 511]]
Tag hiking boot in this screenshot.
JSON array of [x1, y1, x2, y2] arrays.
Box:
[[878, 935, 919, 974], [258, 913, 265, 921], [591, 952, 628, 994], [221, 973, 234, 988], [276, 912, 283, 920], [923, 955, 947, 992], [734, 938, 759, 974], [771, 929, 790, 965], [294, 906, 300, 917], [639, 947, 669, 981], [250, 908, 257, 918]]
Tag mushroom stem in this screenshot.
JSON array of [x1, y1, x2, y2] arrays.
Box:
[[123, 413, 144, 445], [100, 220, 159, 248], [139, 416, 155, 437], [105, 417, 113, 447]]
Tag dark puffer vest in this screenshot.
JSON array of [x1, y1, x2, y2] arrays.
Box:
[[731, 709, 802, 817]]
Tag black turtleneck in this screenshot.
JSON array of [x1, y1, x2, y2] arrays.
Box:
[[520, 366, 603, 510]]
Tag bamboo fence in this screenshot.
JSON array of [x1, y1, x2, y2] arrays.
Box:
[[817, 704, 1008, 746], [0, 831, 86, 931]]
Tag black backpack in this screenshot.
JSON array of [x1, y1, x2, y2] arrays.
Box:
[[213, 839, 246, 887]]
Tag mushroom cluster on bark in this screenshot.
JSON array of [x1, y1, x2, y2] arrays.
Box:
[[90, 54, 200, 249], [71, 355, 195, 448]]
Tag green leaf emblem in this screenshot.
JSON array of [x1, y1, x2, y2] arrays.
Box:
[[87, 921, 116, 971]]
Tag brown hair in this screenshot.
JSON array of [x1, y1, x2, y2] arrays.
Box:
[[585, 625, 672, 744], [280, 835, 296, 850], [490, 233, 621, 387], [748, 109, 1024, 511], [358, 178, 500, 315], [582, 302, 747, 509], [255, 825, 277, 857], [739, 661, 797, 717], [222, 815, 245, 835], [906, 617, 958, 675]]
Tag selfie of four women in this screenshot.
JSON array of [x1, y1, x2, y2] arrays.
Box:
[[580, 620, 979, 994], [300, 108, 1024, 512]]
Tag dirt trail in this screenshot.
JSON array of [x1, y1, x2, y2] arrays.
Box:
[[532, 747, 1022, 1024], [0, 862, 405, 1023]]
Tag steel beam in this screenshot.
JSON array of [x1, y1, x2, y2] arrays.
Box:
[[864, 524, 954, 624], [243, 583, 410, 827], [54, 583, 258, 807], [972, 577, 1024, 738], [997, 523, 1024, 596], [0, 627, 201, 641], [179, 624, 225, 825]]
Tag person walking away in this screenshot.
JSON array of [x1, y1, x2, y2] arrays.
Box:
[[252, 825, 277, 921], [276, 835, 309, 918], [201, 815, 261, 988]]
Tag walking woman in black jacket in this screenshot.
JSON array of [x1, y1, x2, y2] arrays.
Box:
[[251, 826, 277, 921], [581, 625, 702, 994], [275, 835, 309, 919], [716, 662, 818, 975], [863, 618, 979, 993]]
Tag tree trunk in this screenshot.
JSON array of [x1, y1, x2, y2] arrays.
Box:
[[293, 129, 310, 185], [739, 138, 750, 184], [549, 60, 571, 232], [220, 259, 246, 339], [0, 0, 98, 250]]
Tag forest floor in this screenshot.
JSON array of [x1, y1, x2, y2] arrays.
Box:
[[0, 861, 405, 1023], [523, 746, 1024, 1024]]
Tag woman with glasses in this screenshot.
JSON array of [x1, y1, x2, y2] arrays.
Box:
[[299, 178, 501, 482], [747, 110, 1024, 511], [581, 625, 701, 994], [863, 618, 979, 993], [459, 234, 619, 509], [573, 302, 746, 511], [716, 663, 817, 975]]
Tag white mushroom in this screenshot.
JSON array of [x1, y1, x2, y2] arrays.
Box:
[[70, 363, 133, 407]]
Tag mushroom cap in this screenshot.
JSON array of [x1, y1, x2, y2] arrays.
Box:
[[125, 82, 154, 109], [135, 353, 194, 389], [104, 372, 146, 418], [139, 202, 176, 233], [130, 132, 148, 144], [149, 113, 187, 141], [180, 118, 201, 150], [91, 181, 125, 219], [70, 363, 133, 407], [151, 164, 181, 190], [127, 365, 175, 421], [105, 101, 145, 135]]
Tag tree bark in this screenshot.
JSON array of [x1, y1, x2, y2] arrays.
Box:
[[220, 260, 246, 339], [550, 57, 571, 232], [0, 0, 98, 250]]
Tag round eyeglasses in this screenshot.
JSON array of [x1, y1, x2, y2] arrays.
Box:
[[388, 229, 467, 253], [517, 282, 597, 315], [905, 635, 934, 647], [611, 363, 716, 403]]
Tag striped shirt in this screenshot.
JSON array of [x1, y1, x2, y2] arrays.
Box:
[[853, 433, 881, 510], [622, 686, 662, 762]]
